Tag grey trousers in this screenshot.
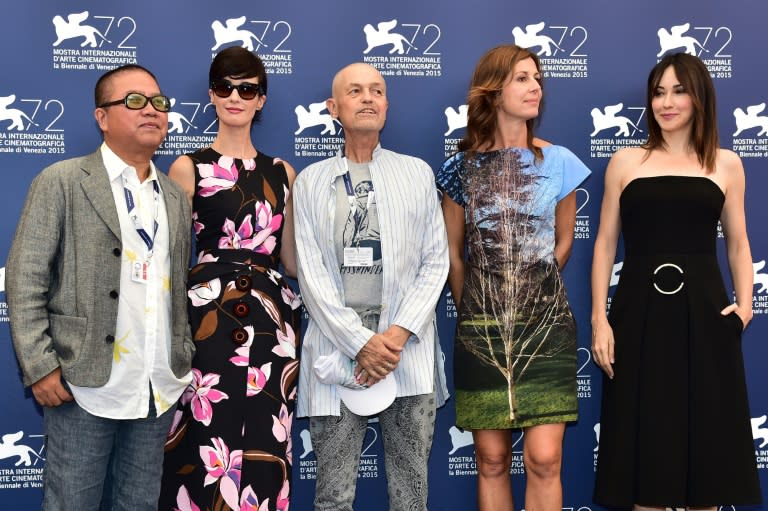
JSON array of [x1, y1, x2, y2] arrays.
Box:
[[310, 393, 437, 511]]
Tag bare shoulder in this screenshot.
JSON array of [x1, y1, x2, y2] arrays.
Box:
[[167, 154, 196, 203], [715, 149, 746, 195], [169, 154, 195, 175], [274, 157, 297, 183], [533, 137, 552, 148], [716, 148, 744, 173], [605, 146, 642, 178], [610, 146, 645, 166]]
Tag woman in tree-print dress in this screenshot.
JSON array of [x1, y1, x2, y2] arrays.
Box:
[[437, 44, 590, 511], [159, 47, 300, 511]]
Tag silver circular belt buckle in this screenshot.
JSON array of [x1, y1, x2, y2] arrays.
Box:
[[653, 263, 684, 295]]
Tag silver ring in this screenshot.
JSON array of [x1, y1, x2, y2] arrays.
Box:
[[653, 263, 684, 295]]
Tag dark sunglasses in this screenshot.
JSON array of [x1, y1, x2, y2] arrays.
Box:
[[98, 93, 171, 112], [210, 80, 262, 100]]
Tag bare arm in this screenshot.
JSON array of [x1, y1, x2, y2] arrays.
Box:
[[590, 151, 626, 378], [554, 191, 577, 269], [718, 150, 754, 328], [442, 193, 466, 307], [168, 155, 195, 206], [279, 160, 298, 278]]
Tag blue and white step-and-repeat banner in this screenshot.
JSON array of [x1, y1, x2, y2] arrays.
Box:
[[1, 1, 767, 509]]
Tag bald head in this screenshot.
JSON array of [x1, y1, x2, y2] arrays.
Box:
[[326, 62, 389, 141], [331, 63, 386, 100]]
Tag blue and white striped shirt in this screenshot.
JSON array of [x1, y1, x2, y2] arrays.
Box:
[[294, 145, 450, 417]]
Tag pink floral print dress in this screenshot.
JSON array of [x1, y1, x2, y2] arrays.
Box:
[[160, 148, 300, 511]]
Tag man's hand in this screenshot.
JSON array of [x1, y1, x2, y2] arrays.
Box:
[[31, 368, 73, 407], [354, 325, 412, 386], [380, 325, 411, 351]]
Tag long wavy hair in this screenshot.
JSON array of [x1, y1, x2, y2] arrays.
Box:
[[642, 52, 718, 173], [458, 44, 543, 160]]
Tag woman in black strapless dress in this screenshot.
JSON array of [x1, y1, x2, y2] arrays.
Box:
[[591, 53, 760, 509]]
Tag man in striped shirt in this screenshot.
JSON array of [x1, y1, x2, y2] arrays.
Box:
[[294, 62, 449, 510]]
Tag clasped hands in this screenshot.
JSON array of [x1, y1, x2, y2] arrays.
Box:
[[354, 325, 411, 387]]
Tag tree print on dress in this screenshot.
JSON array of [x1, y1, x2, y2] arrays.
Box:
[[459, 150, 574, 421]]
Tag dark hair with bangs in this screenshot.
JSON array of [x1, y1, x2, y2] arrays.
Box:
[[643, 52, 718, 172], [209, 47, 268, 122]]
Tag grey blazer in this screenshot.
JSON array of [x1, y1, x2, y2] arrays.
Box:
[[6, 150, 194, 387]]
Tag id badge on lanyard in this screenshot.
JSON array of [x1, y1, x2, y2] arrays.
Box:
[[123, 177, 160, 284], [341, 158, 374, 268], [344, 247, 373, 267]]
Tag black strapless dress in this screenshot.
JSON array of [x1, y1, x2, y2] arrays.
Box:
[[594, 176, 761, 508]]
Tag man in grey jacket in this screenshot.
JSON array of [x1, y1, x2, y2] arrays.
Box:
[[6, 64, 193, 510]]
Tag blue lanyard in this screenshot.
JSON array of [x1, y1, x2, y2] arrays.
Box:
[[122, 178, 160, 259], [341, 157, 356, 207]]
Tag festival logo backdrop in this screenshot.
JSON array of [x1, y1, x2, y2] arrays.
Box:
[[292, 99, 344, 159], [512, 20, 590, 79], [0, 1, 766, 509]]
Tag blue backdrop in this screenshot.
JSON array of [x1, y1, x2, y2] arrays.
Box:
[[1, 1, 767, 509]]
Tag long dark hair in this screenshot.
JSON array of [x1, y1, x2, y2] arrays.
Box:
[[458, 44, 543, 160], [642, 52, 718, 173]]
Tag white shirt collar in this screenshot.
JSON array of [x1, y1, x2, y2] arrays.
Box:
[[333, 143, 383, 176], [100, 142, 159, 185]]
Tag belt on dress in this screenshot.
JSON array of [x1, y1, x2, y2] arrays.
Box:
[[652, 262, 684, 295]]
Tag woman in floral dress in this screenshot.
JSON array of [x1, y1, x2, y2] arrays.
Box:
[[159, 47, 300, 511]]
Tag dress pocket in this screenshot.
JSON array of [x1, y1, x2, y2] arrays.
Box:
[[727, 311, 744, 334]]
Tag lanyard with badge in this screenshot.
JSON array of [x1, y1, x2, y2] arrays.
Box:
[[122, 175, 160, 284], [341, 157, 375, 268]]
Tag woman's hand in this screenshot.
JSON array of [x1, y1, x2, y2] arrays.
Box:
[[591, 319, 615, 379], [720, 302, 752, 331]]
